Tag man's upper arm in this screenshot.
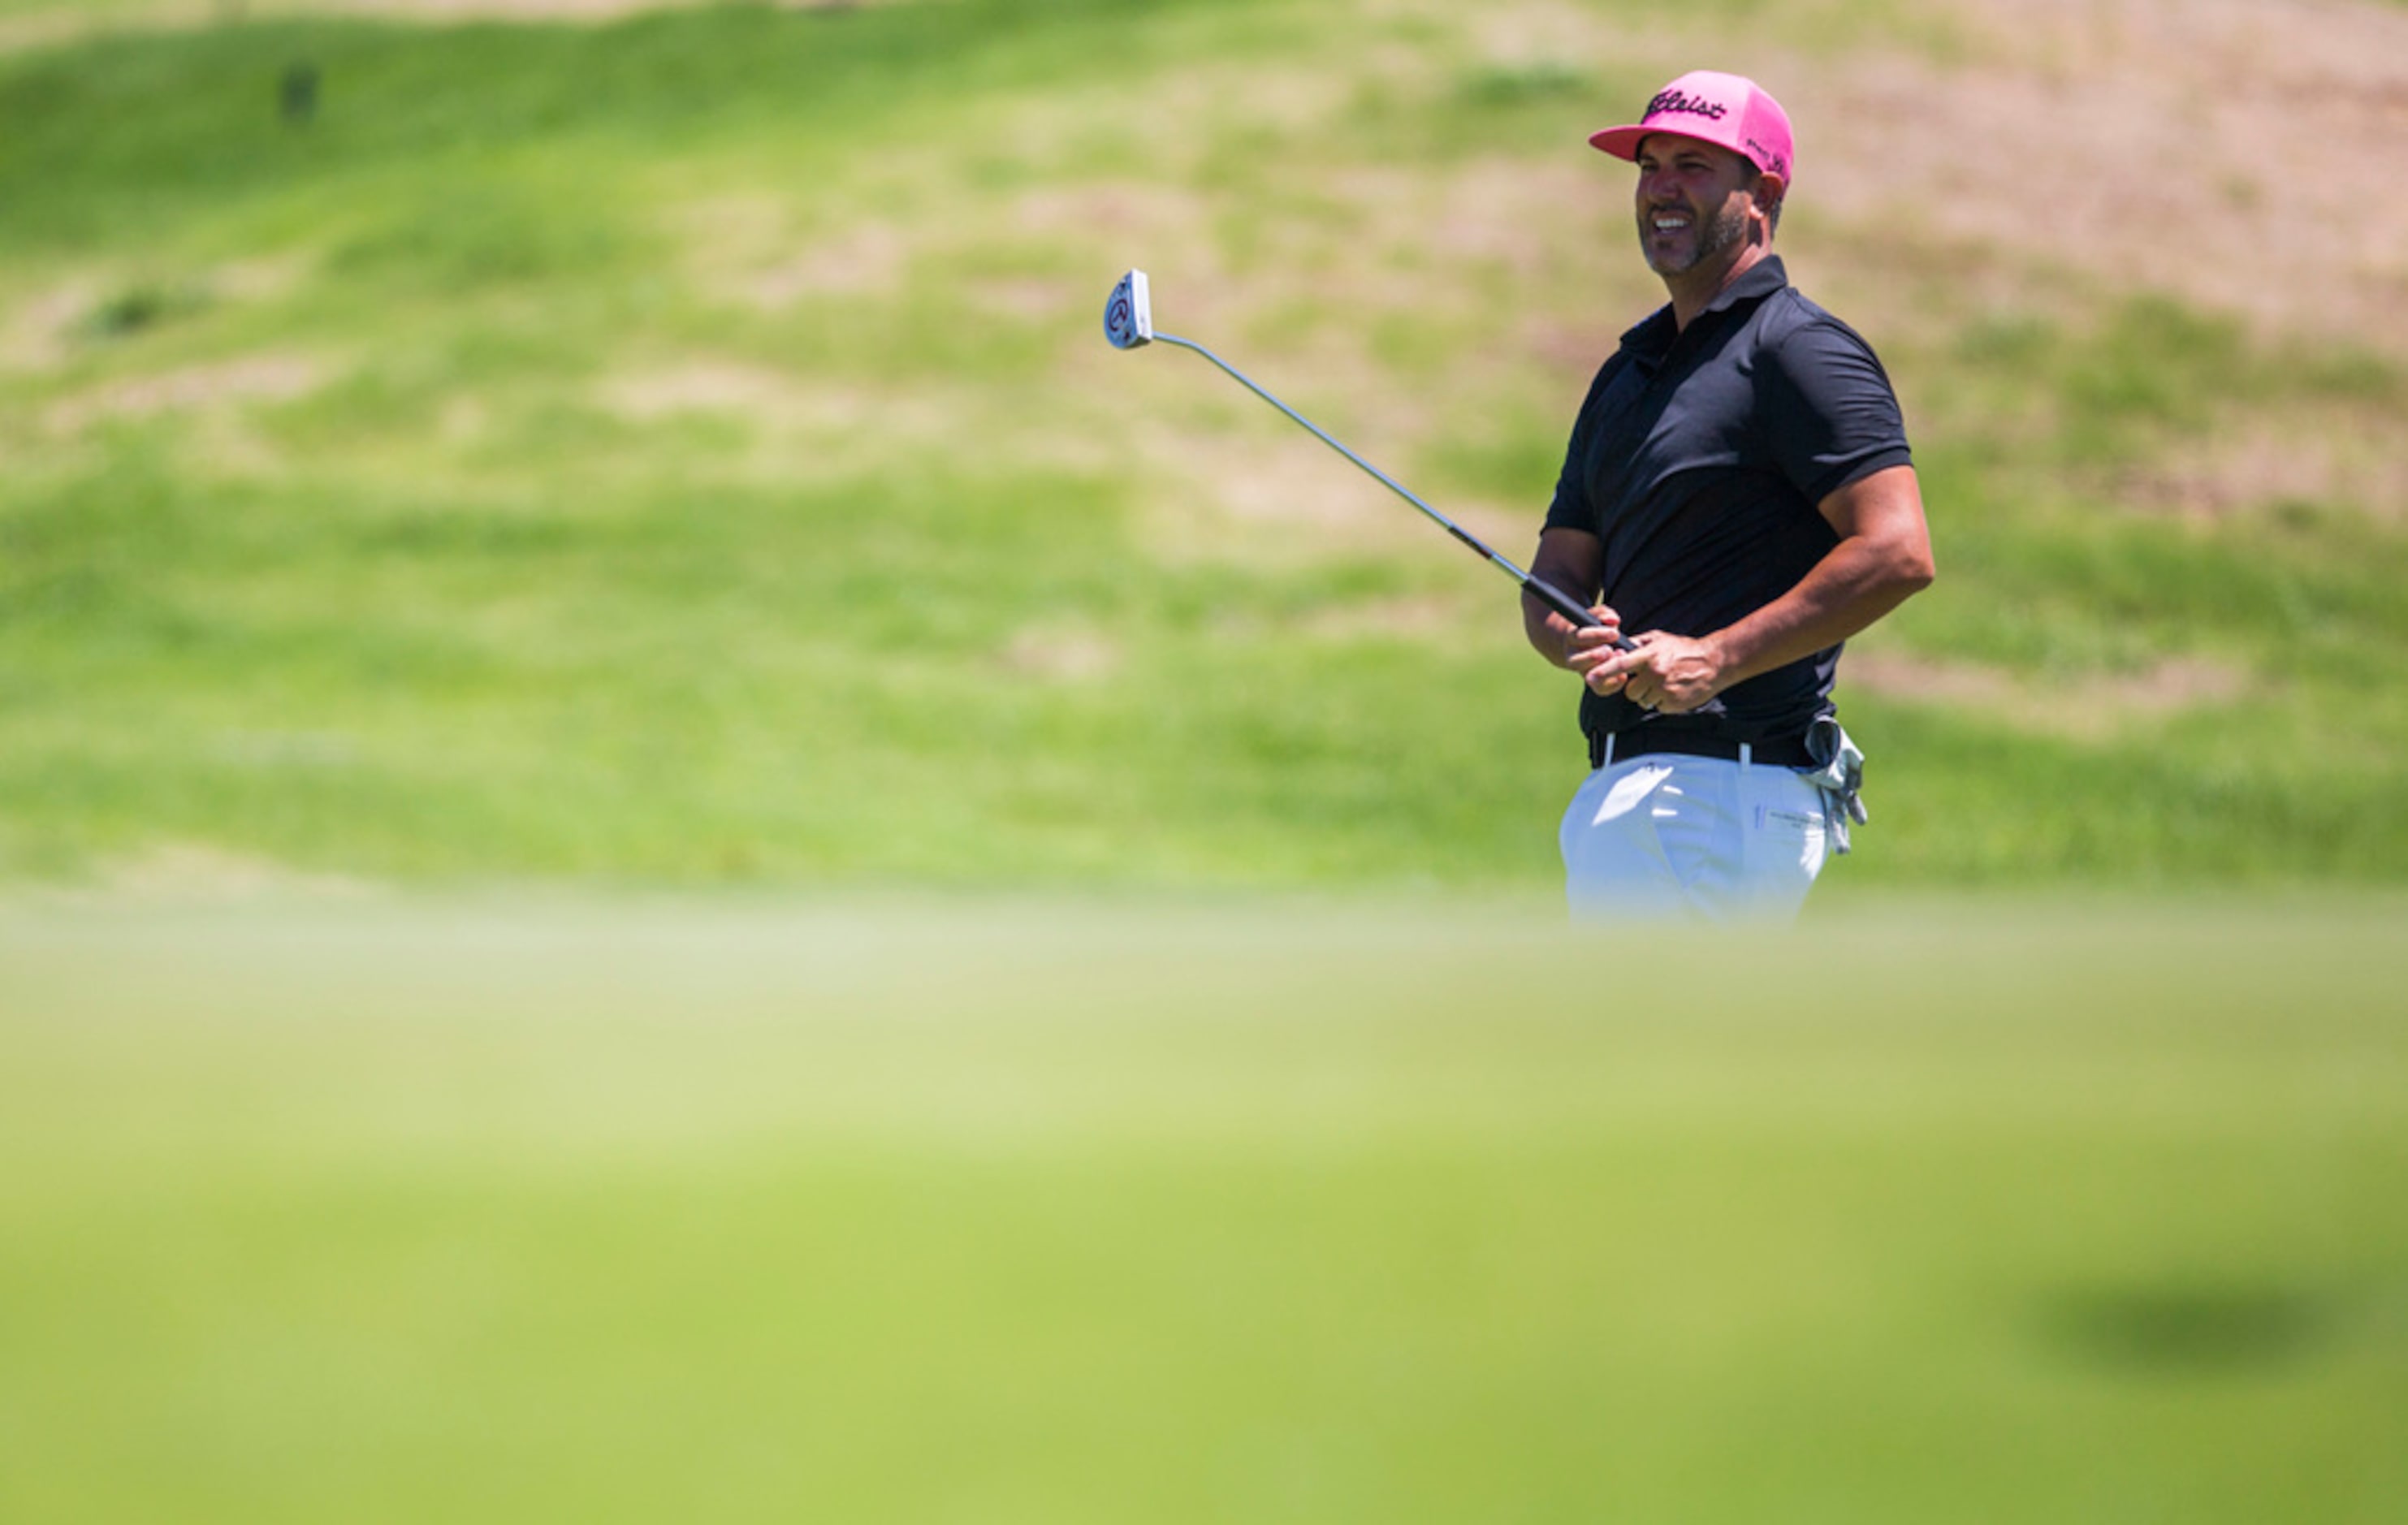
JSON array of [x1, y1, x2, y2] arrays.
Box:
[[1531, 527, 1604, 602], [1816, 464, 1934, 581]]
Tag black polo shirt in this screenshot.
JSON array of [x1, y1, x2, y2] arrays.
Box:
[[1543, 256, 1912, 746]]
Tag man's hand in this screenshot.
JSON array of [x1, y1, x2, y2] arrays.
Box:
[[1588, 631, 1727, 714], [1544, 606, 1625, 680]]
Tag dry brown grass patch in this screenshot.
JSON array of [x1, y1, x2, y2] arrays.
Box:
[[593, 356, 962, 482], [997, 627, 1119, 683], [1120, 411, 1540, 576], [45, 354, 332, 434], [1846, 649, 2251, 741], [595, 358, 934, 432], [0, 279, 97, 374], [2105, 424, 2408, 524], [1297, 594, 1466, 642], [77, 841, 378, 906]]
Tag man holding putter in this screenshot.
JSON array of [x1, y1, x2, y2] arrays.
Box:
[[1527, 71, 1935, 921]]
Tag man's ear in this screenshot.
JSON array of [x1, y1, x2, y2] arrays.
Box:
[[1751, 173, 1786, 236]]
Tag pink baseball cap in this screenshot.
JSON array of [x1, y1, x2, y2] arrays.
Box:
[[1589, 71, 1794, 184]]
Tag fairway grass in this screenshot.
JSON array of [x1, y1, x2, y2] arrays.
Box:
[[3, 897, 2404, 1521]]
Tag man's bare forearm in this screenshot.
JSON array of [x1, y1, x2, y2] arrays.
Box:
[[1707, 464, 1935, 687], [1705, 531, 1932, 688]]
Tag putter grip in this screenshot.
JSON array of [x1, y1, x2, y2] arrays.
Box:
[[1526, 577, 1637, 651]]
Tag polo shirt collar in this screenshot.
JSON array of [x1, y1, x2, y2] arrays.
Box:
[[1619, 255, 1791, 358], [1704, 253, 1788, 318]]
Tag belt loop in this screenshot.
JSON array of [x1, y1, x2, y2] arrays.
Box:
[[1739, 742, 1753, 768]]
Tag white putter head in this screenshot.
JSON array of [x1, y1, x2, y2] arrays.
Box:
[[1103, 269, 1152, 350]]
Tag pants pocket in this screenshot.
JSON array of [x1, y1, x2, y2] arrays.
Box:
[[1747, 769, 1830, 888]]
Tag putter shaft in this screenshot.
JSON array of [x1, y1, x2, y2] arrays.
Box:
[[1151, 331, 1634, 650]]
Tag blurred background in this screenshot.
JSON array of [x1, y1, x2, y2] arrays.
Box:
[[2, 0, 2404, 1519]]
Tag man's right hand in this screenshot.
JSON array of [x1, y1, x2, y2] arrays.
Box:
[[1547, 606, 1626, 685]]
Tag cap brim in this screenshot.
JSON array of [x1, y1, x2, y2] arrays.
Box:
[[1588, 125, 1649, 161]]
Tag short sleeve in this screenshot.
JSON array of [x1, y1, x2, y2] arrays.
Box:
[[1759, 316, 1913, 505]]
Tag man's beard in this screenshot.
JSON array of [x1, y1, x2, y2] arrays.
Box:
[[1645, 198, 1749, 276]]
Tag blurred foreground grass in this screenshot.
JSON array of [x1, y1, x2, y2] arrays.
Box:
[[4, 896, 2404, 1522]]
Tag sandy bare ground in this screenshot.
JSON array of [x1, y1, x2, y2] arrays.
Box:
[[1760, 0, 2408, 355]]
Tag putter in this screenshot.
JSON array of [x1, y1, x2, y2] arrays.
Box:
[[1104, 269, 1632, 649]]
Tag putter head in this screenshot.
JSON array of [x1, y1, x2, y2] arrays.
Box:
[[1104, 269, 1152, 350]]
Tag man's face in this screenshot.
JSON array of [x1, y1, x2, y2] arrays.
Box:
[[1632, 134, 1763, 279]]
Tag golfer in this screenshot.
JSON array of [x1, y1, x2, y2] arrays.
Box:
[[1525, 71, 1935, 922]]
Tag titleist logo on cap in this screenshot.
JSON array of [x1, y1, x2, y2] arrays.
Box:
[[1646, 89, 1728, 122]]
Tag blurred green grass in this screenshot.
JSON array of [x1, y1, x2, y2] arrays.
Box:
[[2, 0, 2404, 893], [2, 899, 2405, 1521]]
